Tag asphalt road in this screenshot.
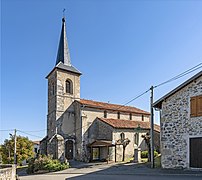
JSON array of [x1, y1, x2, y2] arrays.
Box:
[[19, 173, 202, 180], [19, 162, 202, 180]]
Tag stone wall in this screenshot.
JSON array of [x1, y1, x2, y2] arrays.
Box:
[[46, 67, 80, 158], [87, 118, 113, 144], [161, 76, 202, 169], [0, 164, 16, 180]]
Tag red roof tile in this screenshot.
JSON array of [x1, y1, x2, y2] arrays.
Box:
[[98, 118, 160, 132], [32, 141, 40, 145], [79, 99, 150, 115]]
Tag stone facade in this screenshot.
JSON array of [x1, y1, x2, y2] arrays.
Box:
[[46, 67, 80, 157], [158, 74, 202, 169]]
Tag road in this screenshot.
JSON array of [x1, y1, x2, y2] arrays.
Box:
[[19, 162, 202, 180]]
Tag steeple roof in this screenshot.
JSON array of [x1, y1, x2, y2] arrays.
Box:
[[56, 17, 71, 66], [54, 17, 81, 75]]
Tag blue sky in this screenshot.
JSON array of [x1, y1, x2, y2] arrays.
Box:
[[1, 0, 202, 143]]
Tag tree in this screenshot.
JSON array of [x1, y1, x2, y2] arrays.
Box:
[[116, 135, 130, 162], [0, 136, 34, 165]]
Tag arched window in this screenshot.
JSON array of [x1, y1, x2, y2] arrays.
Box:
[[65, 79, 73, 94], [134, 133, 139, 145], [120, 132, 125, 140]]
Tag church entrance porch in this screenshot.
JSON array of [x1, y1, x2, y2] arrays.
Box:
[[88, 140, 115, 162], [65, 140, 74, 160]]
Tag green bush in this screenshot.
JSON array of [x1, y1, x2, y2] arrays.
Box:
[[27, 155, 69, 174], [141, 150, 158, 158], [154, 151, 158, 157], [141, 151, 148, 158]]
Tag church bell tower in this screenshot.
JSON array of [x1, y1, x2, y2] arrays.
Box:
[[46, 17, 81, 141]]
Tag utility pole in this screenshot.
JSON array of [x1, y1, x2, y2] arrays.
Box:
[[14, 129, 17, 165], [150, 86, 154, 168]]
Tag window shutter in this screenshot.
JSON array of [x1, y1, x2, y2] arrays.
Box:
[[197, 95, 202, 116], [190, 97, 197, 117]]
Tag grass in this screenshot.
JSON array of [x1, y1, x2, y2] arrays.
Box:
[[17, 165, 28, 169], [140, 155, 161, 168], [154, 155, 161, 168]]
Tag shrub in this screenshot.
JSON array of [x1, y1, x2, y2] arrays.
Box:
[[141, 150, 158, 158], [141, 151, 148, 158], [27, 155, 69, 174], [154, 151, 158, 157]]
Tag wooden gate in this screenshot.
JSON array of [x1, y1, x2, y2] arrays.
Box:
[[190, 137, 202, 168], [65, 140, 73, 160]]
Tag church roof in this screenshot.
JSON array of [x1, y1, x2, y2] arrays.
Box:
[[79, 99, 150, 115], [46, 17, 81, 78], [98, 118, 160, 132], [46, 62, 81, 78], [56, 17, 71, 66], [56, 62, 81, 74]]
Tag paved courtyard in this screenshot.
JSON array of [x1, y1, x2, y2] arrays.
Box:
[[18, 162, 202, 180]]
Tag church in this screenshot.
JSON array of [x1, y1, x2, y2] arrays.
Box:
[[40, 17, 160, 162]]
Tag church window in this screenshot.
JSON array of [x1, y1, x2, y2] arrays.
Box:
[[104, 111, 107, 118], [50, 82, 55, 96], [142, 115, 144, 121], [117, 112, 120, 119], [129, 113, 132, 120], [190, 95, 202, 117], [134, 133, 139, 145], [52, 83, 55, 95], [65, 79, 73, 94], [120, 132, 125, 140]]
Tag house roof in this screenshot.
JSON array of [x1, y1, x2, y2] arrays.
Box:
[[153, 71, 202, 109], [79, 99, 150, 115], [98, 118, 160, 132], [32, 141, 40, 145], [88, 140, 115, 147]]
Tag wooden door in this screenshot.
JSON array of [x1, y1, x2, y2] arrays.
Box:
[[190, 137, 202, 168], [65, 140, 73, 160]]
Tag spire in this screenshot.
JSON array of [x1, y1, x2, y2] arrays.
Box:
[[56, 17, 71, 66]]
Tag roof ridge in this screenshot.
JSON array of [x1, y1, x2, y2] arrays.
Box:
[[154, 71, 202, 108], [97, 117, 160, 132], [99, 117, 160, 126], [80, 98, 149, 113]]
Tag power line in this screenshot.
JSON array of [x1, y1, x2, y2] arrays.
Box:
[[121, 89, 150, 107], [20, 129, 47, 133], [65, 89, 151, 135], [154, 63, 202, 89], [17, 130, 43, 139], [69, 64, 202, 137], [0, 129, 15, 132]]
